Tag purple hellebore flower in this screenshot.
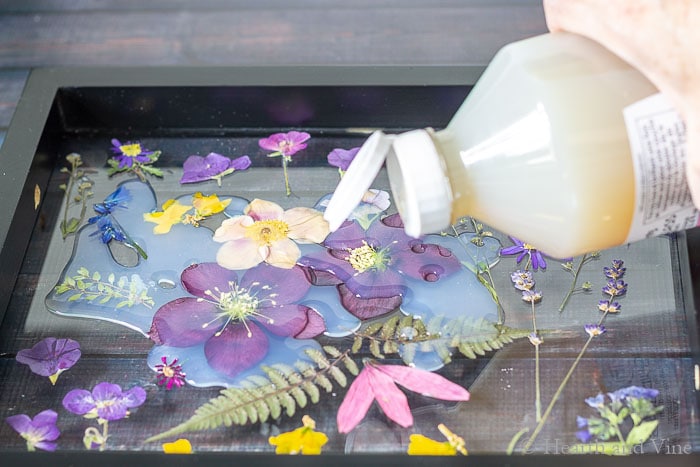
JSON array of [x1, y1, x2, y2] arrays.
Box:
[[500, 236, 550, 270], [148, 262, 325, 379], [5, 409, 60, 452], [298, 213, 462, 319], [180, 153, 252, 185], [15, 337, 81, 385], [110, 139, 154, 168], [63, 382, 147, 421], [258, 131, 310, 158], [327, 147, 360, 172]]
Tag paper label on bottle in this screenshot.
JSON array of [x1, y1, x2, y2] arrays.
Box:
[[623, 93, 699, 243]]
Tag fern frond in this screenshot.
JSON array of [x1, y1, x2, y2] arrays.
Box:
[[144, 347, 357, 443], [352, 314, 529, 365]]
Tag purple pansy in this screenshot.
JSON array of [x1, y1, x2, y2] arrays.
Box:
[[148, 262, 325, 378], [63, 382, 147, 421], [5, 409, 60, 452], [500, 236, 550, 270], [15, 337, 81, 385], [110, 139, 154, 168], [327, 147, 360, 172], [180, 153, 252, 185], [258, 131, 310, 157], [298, 213, 462, 319]]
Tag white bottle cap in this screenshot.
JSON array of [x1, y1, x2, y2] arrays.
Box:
[[323, 131, 394, 231], [386, 129, 452, 237]]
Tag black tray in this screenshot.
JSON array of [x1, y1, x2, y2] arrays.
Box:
[[0, 67, 698, 467]]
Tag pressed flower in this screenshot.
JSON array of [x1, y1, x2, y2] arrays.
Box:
[[155, 356, 187, 390], [336, 360, 470, 433], [15, 337, 81, 385], [608, 386, 659, 402], [63, 382, 147, 421], [407, 424, 467, 456], [521, 289, 542, 303], [298, 213, 461, 319], [213, 198, 329, 270], [584, 323, 606, 337], [602, 279, 628, 297], [162, 438, 193, 454], [575, 416, 593, 443], [183, 192, 232, 227], [5, 410, 60, 452], [180, 153, 251, 186], [268, 415, 328, 455], [597, 299, 621, 313], [89, 186, 147, 259], [527, 332, 543, 346], [144, 199, 193, 234], [317, 189, 391, 230], [327, 147, 360, 173], [500, 236, 550, 270], [259, 131, 310, 157], [510, 270, 534, 291], [259, 131, 311, 196], [111, 139, 154, 169], [148, 262, 325, 378], [584, 394, 606, 408]]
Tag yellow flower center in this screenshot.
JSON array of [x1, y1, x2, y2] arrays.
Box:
[[201, 281, 275, 338], [523, 243, 535, 251], [162, 365, 176, 378], [346, 241, 387, 273], [120, 143, 143, 157], [246, 219, 290, 246]]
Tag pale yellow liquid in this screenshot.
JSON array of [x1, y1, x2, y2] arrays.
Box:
[[434, 33, 657, 258]]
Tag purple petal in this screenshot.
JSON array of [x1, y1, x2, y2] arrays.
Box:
[[366, 214, 414, 247], [121, 386, 147, 409], [33, 440, 58, 452], [500, 245, 524, 255], [148, 298, 220, 346], [239, 263, 310, 304], [230, 155, 252, 170], [392, 242, 461, 282], [180, 262, 239, 299], [5, 414, 32, 433], [258, 133, 286, 152], [255, 304, 324, 337], [343, 267, 405, 299], [180, 153, 231, 183], [32, 409, 59, 430], [295, 308, 326, 339], [16, 337, 81, 377], [321, 221, 370, 249], [337, 284, 402, 320], [92, 383, 131, 420], [380, 213, 404, 229], [204, 321, 268, 378], [327, 147, 360, 171], [62, 389, 95, 415]]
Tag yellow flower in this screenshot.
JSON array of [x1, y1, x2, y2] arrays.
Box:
[[162, 438, 193, 454], [268, 415, 328, 455], [407, 424, 467, 456], [143, 199, 193, 234], [192, 192, 231, 217]]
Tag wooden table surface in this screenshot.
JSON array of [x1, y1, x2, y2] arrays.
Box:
[[0, 0, 548, 149]]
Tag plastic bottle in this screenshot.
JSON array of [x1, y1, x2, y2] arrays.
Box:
[[323, 32, 696, 259]]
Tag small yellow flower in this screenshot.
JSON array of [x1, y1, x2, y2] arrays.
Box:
[[143, 199, 193, 234], [407, 424, 467, 456], [192, 192, 231, 218], [268, 415, 328, 455], [162, 438, 193, 454]]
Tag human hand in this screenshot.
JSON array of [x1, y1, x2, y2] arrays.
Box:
[[543, 0, 700, 207]]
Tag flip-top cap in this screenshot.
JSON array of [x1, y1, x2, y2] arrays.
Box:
[[323, 131, 394, 231]]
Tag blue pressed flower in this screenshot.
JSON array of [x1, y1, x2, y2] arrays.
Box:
[[521, 289, 542, 303], [5, 409, 60, 452], [609, 386, 659, 403], [92, 217, 126, 243], [88, 186, 131, 223], [510, 270, 535, 291], [597, 300, 621, 313], [575, 416, 592, 443], [527, 332, 543, 346], [111, 139, 154, 169], [180, 153, 251, 186], [584, 393, 605, 408], [603, 264, 626, 279], [584, 323, 606, 337], [500, 237, 548, 270]]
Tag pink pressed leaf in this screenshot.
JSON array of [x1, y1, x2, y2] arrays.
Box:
[[375, 363, 470, 401], [365, 363, 413, 428], [336, 368, 374, 434]]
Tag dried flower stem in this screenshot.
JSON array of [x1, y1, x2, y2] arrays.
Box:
[[521, 310, 609, 452], [531, 300, 542, 422]]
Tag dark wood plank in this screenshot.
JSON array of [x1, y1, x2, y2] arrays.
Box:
[[0, 7, 547, 67]]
